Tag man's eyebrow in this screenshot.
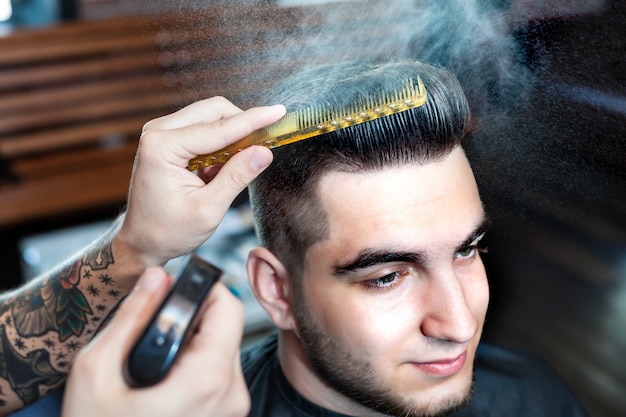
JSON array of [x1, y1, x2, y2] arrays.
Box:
[[454, 217, 491, 254], [332, 250, 426, 276], [332, 217, 491, 276], [333, 216, 491, 276]]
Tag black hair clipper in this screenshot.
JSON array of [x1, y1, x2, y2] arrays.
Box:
[[124, 253, 222, 387]]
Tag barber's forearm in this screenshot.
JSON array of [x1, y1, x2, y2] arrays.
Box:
[[0, 214, 146, 416], [0, 98, 284, 416]]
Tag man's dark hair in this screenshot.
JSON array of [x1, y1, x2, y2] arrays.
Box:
[[249, 60, 471, 279]]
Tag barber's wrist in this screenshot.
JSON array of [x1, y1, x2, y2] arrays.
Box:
[[112, 214, 168, 269]]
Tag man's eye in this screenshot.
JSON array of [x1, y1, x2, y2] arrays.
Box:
[[456, 244, 488, 260], [363, 271, 401, 290], [456, 246, 475, 259]]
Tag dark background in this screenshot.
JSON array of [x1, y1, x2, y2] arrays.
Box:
[[1, 1, 625, 416], [465, 2, 626, 416]]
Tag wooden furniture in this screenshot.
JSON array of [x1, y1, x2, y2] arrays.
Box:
[[0, 14, 179, 227]]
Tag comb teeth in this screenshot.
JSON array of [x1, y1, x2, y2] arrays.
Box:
[[187, 77, 427, 170]]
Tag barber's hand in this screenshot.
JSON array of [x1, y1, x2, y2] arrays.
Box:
[[62, 267, 249, 417], [118, 98, 285, 265]]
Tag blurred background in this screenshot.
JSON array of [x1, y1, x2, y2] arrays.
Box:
[[0, 1, 624, 416]]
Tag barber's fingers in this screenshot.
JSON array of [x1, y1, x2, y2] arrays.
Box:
[[142, 97, 244, 132], [199, 145, 273, 205], [166, 283, 247, 398], [140, 104, 285, 168], [196, 144, 272, 187], [195, 283, 246, 351], [170, 283, 245, 379]]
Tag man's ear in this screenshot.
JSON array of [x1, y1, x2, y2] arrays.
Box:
[[247, 247, 296, 330]]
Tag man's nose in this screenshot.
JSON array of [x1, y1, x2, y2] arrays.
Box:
[[419, 269, 478, 344]]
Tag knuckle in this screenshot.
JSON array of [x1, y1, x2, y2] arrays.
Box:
[[199, 96, 230, 113], [228, 180, 247, 195], [226, 168, 252, 193], [138, 128, 159, 146], [209, 95, 228, 104], [141, 119, 154, 135], [136, 129, 165, 159]]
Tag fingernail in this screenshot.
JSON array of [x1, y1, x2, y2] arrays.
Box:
[[135, 267, 165, 293], [248, 147, 273, 171]]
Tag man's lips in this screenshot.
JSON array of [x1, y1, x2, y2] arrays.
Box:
[[412, 352, 467, 377]]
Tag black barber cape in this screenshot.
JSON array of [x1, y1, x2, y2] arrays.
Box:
[[242, 334, 588, 417], [12, 333, 588, 417]]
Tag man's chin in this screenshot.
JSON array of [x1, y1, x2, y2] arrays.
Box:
[[426, 376, 474, 417], [389, 374, 474, 417]]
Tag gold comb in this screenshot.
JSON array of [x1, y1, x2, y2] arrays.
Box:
[[187, 77, 427, 170]]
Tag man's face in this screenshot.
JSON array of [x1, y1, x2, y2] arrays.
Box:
[[294, 147, 489, 417]]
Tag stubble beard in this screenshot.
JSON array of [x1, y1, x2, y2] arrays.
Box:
[[293, 299, 474, 417]]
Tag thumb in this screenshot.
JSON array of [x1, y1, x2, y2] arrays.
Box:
[[207, 145, 273, 202]]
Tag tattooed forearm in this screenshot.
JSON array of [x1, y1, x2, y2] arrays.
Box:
[[0, 324, 65, 405], [0, 218, 145, 415]]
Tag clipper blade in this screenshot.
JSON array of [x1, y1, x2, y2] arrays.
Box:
[[187, 77, 427, 170]]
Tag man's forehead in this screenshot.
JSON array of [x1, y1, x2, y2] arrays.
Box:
[[314, 147, 473, 199], [309, 147, 482, 247]]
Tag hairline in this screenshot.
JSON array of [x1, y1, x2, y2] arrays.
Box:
[[284, 145, 462, 282]]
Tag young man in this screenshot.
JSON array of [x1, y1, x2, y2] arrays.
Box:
[[243, 61, 588, 416]]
